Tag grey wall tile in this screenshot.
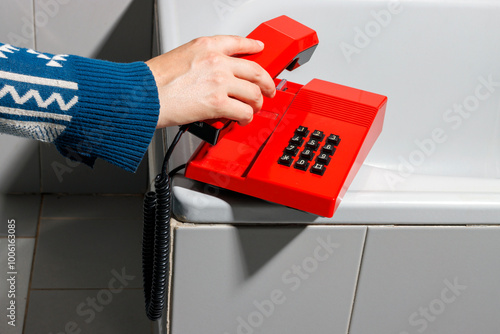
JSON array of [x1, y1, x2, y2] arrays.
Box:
[[0, 238, 35, 334], [349, 226, 500, 334], [25, 289, 150, 334], [31, 218, 143, 289], [0, 0, 35, 49], [0, 136, 40, 194], [40, 143, 148, 194], [0, 195, 41, 237], [41, 194, 143, 220], [170, 224, 366, 334], [34, 0, 153, 61]]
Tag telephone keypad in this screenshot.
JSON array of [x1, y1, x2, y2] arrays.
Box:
[[279, 126, 341, 175]]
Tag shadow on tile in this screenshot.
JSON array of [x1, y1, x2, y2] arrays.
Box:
[[39, 143, 148, 194], [0, 136, 40, 193], [0, 195, 41, 237]]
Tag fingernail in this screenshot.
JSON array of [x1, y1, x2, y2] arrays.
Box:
[[256, 40, 264, 48]]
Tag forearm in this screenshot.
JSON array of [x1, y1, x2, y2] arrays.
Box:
[[0, 43, 160, 172], [0, 36, 275, 172]]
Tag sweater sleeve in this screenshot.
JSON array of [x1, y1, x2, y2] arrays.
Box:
[[0, 43, 160, 172]]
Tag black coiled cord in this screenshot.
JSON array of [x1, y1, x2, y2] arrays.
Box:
[[142, 125, 188, 321]]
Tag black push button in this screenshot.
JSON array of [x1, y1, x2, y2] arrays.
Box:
[[294, 159, 310, 171], [316, 153, 331, 165], [305, 139, 319, 150], [310, 130, 324, 141], [278, 154, 293, 167], [300, 148, 314, 161], [310, 163, 326, 175], [326, 134, 341, 146], [322, 143, 336, 155], [295, 126, 309, 137], [290, 135, 304, 146], [284, 144, 299, 156]]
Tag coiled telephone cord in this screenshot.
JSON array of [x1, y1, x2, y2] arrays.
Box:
[[142, 125, 188, 321]]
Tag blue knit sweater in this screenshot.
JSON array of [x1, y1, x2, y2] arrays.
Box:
[[0, 43, 160, 172]]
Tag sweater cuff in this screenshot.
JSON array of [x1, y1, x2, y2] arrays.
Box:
[[54, 56, 160, 172]]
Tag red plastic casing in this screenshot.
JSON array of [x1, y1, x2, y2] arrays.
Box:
[[243, 15, 319, 79], [184, 16, 387, 217]]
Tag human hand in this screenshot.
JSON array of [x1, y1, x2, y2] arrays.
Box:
[[146, 35, 276, 129]]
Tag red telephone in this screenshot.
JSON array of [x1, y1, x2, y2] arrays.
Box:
[[184, 16, 387, 217]]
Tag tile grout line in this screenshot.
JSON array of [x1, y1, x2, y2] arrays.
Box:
[[21, 194, 44, 334], [345, 226, 369, 334], [31, 0, 37, 52]]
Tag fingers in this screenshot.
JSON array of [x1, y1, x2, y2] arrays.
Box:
[[230, 57, 276, 98], [227, 77, 264, 113], [217, 97, 254, 126], [202, 79, 259, 126], [196, 35, 275, 98], [197, 35, 276, 124], [209, 35, 265, 56]]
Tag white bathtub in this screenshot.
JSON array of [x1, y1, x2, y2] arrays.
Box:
[[157, 0, 500, 224]]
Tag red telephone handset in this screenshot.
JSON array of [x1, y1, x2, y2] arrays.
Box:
[[187, 15, 319, 145], [184, 16, 387, 217]]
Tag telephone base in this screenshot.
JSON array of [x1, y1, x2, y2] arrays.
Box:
[[185, 79, 387, 217]]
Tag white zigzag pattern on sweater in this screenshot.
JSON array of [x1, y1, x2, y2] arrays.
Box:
[[27, 49, 69, 67], [0, 45, 19, 59], [0, 84, 78, 111]]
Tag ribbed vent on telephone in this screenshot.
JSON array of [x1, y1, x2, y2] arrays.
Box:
[[292, 90, 377, 128]]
